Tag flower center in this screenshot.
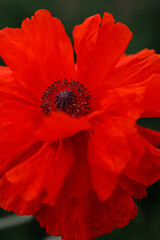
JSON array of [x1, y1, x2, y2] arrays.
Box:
[[41, 79, 91, 117], [55, 90, 76, 110]]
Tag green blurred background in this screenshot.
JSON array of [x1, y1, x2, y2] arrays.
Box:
[[0, 0, 160, 239]]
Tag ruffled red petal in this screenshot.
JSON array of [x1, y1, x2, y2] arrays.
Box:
[[124, 149, 160, 187], [36, 111, 91, 142], [118, 175, 147, 199], [0, 99, 39, 171], [0, 138, 74, 214], [0, 66, 39, 105], [110, 49, 160, 89], [0, 66, 43, 175], [37, 187, 137, 240], [0, 10, 75, 99], [73, 12, 132, 92], [143, 74, 160, 117], [87, 116, 133, 201], [73, 14, 101, 84], [137, 126, 160, 168], [87, 83, 159, 202], [36, 133, 137, 240], [138, 125, 160, 147]]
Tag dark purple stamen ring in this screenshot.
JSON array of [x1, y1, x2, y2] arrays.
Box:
[[41, 79, 91, 117]]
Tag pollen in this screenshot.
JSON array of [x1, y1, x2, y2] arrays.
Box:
[[40, 79, 91, 117]]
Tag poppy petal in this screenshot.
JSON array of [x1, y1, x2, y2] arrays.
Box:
[[0, 100, 40, 172], [0, 139, 74, 214], [107, 187, 137, 229], [36, 111, 91, 142], [143, 74, 160, 117], [110, 49, 160, 89], [73, 13, 132, 91], [118, 175, 147, 199], [0, 66, 39, 106], [88, 116, 133, 202], [0, 176, 42, 215], [137, 126, 160, 168], [138, 125, 160, 147], [73, 14, 101, 84], [0, 10, 75, 99], [36, 187, 137, 240], [124, 151, 160, 187], [87, 130, 117, 202], [42, 138, 74, 205]]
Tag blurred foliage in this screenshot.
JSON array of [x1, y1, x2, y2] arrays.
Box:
[[0, 0, 160, 239], [0, 209, 46, 240]]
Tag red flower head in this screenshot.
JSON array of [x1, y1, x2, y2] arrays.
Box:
[[0, 9, 160, 240]]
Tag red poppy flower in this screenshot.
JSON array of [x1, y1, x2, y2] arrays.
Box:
[[0, 9, 160, 240]]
